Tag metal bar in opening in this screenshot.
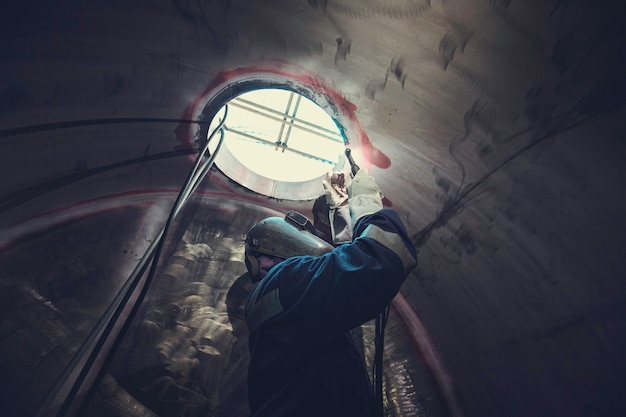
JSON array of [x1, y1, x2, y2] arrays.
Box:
[[233, 96, 342, 138], [281, 93, 301, 151], [276, 92, 294, 148], [228, 100, 342, 143], [224, 125, 335, 165]]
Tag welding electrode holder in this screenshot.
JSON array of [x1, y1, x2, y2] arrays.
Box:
[[345, 148, 360, 177]]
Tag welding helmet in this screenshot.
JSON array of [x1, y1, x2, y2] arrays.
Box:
[[245, 210, 334, 281]]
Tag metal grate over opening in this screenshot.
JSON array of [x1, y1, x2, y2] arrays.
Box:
[[208, 88, 346, 197]]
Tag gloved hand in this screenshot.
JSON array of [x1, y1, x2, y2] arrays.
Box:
[[346, 169, 383, 227], [322, 171, 349, 209], [322, 171, 352, 244]]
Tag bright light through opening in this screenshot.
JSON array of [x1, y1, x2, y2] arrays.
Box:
[[208, 89, 345, 184]]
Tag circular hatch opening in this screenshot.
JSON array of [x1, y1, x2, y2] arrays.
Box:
[[206, 88, 347, 200]]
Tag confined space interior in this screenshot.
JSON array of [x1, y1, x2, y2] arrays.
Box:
[[1, 1, 626, 417]]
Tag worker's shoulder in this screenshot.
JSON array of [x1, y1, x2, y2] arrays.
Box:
[[354, 209, 418, 272], [354, 208, 410, 235]]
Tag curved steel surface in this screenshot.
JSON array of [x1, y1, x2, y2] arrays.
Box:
[[1, 1, 626, 416]]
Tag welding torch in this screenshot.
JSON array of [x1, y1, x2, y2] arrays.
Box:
[[345, 148, 360, 177]]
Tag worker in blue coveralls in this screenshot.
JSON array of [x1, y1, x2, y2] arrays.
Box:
[[243, 168, 418, 417]]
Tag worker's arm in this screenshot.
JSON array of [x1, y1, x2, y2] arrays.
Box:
[[322, 171, 352, 245], [247, 170, 416, 344], [269, 206, 417, 345]]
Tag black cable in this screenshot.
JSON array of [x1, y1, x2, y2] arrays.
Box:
[[373, 305, 390, 417], [410, 105, 596, 248], [76, 125, 226, 417], [46, 107, 228, 417], [0, 148, 196, 214], [0, 117, 208, 138], [0, 116, 213, 212], [374, 315, 382, 416]]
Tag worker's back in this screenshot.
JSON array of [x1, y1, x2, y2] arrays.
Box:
[[247, 304, 376, 417]]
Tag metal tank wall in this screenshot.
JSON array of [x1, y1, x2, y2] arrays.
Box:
[[1, 1, 625, 417]]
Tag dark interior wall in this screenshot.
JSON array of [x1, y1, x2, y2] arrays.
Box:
[[1, 1, 626, 417]]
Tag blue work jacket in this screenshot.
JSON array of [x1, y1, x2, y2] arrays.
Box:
[[245, 209, 417, 417]]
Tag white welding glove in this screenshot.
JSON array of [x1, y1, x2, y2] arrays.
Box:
[[322, 172, 349, 209], [322, 172, 352, 244], [347, 169, 383, 228]]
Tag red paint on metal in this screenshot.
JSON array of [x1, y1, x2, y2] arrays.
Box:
[[392, 293, 465, 417]]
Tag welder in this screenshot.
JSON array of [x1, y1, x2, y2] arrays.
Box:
[[243, 168, 418, 417]]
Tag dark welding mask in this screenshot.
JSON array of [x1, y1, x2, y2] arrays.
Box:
[[244, 211, 334, 282]]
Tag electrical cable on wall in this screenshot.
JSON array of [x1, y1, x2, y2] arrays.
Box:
[[373, 305, 390, 417], [35, 106, 229, 417], [0, 117, 217, 213], [0, 117, 207, 138]]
